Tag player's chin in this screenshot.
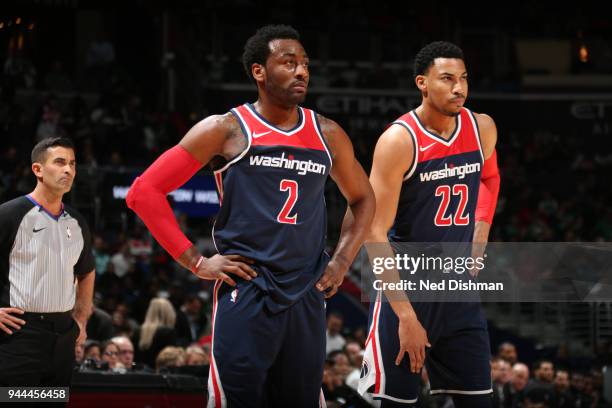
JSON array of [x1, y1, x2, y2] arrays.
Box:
[[287, 88, 307, 103]]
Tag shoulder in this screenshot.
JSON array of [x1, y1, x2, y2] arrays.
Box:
[[189, 112, 241, 137], [63, 204, 89, 225], [472, 112, 497, 140], [0, 196, 33, 218], [315, 113, 344, 141], [471, 111, 497, 157]]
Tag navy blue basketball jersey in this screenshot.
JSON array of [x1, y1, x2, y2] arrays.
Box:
[[389, 108, 483, 243], [212, 103, 332, 312]]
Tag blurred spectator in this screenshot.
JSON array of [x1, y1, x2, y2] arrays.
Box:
[[111, 336, 135, 370], [75, 342, 85, 365], [322, 356, 371, 408], [326, 311, 346, 354], [498, 342, 518, 365], [328, 350, 352, 385], [492, 357, 511, 408], [132, 297, 178, 369], [110, 242, 134, 278], [155, 346, 185, 373], [181, 295, 208, 344], [3, 52, 37, 88], [93, 235, 110, 276], [101, 340, 125, 371], [35, 94, 63, 141], [87, 305, 114, 342], [532, 360, 555, 384], [553, 369, 575, 408], [84, 340, 102, 362], [185, 345, 209, 366], [505, 363, 530, 408]]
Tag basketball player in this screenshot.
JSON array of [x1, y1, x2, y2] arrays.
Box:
[[359, 42, 500, 407], [126, 25, 375, 407]]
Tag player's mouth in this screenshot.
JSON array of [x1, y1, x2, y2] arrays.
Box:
[[291, 81, 307, 92]]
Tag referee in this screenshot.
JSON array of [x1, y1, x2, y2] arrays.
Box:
[[0, 137, 95, 388]]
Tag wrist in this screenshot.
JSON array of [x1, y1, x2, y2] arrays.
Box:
[[191, 255, 205, 273], [392, 304, 416, 321]]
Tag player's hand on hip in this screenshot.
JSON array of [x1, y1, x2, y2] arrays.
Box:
[[396, 313, 431, 373], [0, 307, 25, 335], [316, 260, 346, 299], [194, 254, 257, 286]]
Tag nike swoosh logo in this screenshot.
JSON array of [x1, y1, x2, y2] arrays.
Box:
[[33, 227, 46, 233], [252, 131, 272, 139], [419, 143, 436, 152]]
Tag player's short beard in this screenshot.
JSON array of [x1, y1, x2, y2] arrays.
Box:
[[265, 80, 305, 107]]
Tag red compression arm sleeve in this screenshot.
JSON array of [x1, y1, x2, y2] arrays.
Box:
[[476, 149, 500, 225], [126, 145, 203, 260]]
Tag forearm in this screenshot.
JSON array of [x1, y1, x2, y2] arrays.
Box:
[[331, 196, 375, 272], [366, 234, 415, 319], [73, 271, 95, 322], [126, 145, 202, 260], [473, 220, 492, 244]]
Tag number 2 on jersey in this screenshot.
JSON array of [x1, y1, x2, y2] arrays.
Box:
[[434, 184, 469, 226], [277, 179, 298, 224]]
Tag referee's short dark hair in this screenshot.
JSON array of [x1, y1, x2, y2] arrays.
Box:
[[242, 24, 300, 83], [31, 137, 75, 164]]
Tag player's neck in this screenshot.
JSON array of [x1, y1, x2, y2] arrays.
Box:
[[252, 98, 300, 131], [415, 105, 457, 140], [29, 185, 64, 216]]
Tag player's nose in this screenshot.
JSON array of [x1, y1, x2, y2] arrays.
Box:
[[295, 63, 308, 79]]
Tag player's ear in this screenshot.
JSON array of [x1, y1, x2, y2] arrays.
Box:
[[252, 63, 265, 83], [415, 75, 427, 93]]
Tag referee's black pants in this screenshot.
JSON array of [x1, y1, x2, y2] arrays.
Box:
[[0, 311, 79, 386]]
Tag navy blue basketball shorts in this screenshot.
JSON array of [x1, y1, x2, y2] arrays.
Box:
[[359, 292, 492, 405], [207, 279, 327, 408]]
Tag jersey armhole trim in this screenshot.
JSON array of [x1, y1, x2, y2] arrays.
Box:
[[466, 109, 485, 163], [311, 111, 334, 170], [215, 108, 253, 174], [391, 121, 418, 181]]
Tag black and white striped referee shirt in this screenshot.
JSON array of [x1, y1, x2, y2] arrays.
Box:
[[0, 195, 94, 313]]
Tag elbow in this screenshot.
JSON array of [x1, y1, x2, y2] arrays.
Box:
[[126, 177, 158, 213], [125, 177, 141, 211]]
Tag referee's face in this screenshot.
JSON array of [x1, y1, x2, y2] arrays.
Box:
[[34, 146, 76, 194]]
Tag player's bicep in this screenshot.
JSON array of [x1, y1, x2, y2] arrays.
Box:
[[475, 113, 497, 160], [322, 119, 371, 205], [368, 126, 413, 240], [179, 114, 233, 165]]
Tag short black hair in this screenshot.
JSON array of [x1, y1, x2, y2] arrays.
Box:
[[533, 359, 554, 372], [413, 41, 464, 77], [31, 137, 75, 164], [242, 24, 300, 82]]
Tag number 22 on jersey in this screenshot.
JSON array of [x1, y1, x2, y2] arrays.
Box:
[[434, 184, 469, 226]]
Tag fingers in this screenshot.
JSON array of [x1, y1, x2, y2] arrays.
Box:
[[324, 286, 338, 299], [223, 265, 254, 281], [395, 348, 406, 366], [218, 272, 236, 287], [234, 262, 257, 278], [4, 308, 24, 315], [0, 322, 13, 335], [316, 274, 330, 292], [2, 318, 23, 330], [4, 313, 25, 327], [409, 349, 419, 373], [225, 255, 255, 264]]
